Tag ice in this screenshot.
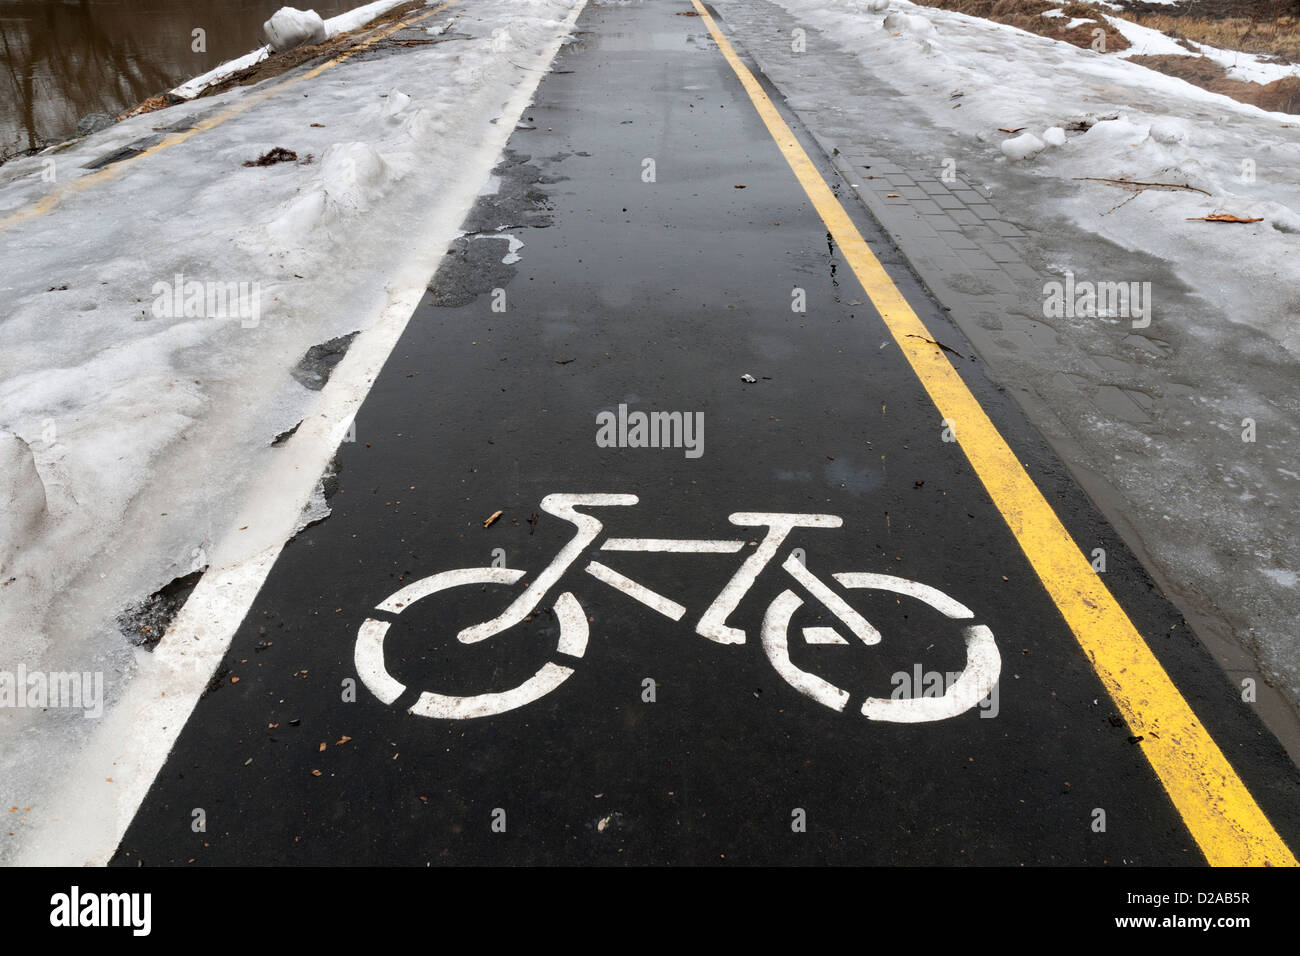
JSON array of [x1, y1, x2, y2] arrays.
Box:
[[883, 11, 935, 35], [263, 7, 329, 53], [0, 432, 47, 573], [1042, 126, 1067, 147]]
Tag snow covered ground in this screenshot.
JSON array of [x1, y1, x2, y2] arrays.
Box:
[[0, 0, 584, 862], [173, 0, 420, 98], [713, 0, 1300, 736]]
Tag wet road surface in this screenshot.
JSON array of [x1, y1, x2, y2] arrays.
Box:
[[110, 0, 1300, 866]]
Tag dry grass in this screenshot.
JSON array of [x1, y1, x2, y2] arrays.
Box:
[[916, 0, 1132, 51], [1129, 52, 1300, 111], [1131, 13, 1300, 60]]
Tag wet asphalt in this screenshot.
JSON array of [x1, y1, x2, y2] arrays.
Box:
[[111, 0, 1300, 865]]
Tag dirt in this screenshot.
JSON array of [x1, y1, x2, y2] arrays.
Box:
[[916, 0, 1132, 52], [1119, 0, 1298, 19], [1129, 52, 1300, 111]]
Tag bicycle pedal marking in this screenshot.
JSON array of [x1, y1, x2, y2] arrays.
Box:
[[350, 494, 1001, 721]]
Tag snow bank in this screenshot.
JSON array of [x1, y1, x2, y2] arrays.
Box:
[[1001, 131, 1046, 160], [0, 0, 584, 864], [174, 0, 417, 99]]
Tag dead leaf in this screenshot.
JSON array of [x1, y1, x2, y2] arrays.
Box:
[[997, 127, 1025, 133], [1186, 214, 1263, 223]]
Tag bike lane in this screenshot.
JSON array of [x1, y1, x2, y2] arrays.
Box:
[[112, 0, 1300, 865]]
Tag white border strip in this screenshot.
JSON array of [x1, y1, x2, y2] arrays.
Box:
[[14, 0, 590, 867]]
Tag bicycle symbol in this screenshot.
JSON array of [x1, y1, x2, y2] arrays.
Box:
[[354, 494, 1001, 721]]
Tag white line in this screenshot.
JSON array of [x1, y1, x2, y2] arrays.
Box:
[[783, 555, 881, 645], [760, 589, 851, 712], [409, 662, 577, 719], [355, 618, 406, 704], [376, 566, 525, 615], [831, 573, 974, 620], [696, 512, 841, 644], [601, 538, 745, 553], [585, 561, 687, 621], [802, 626, 849, 645], [553, 591, 589, 658], [860, 625, 1001, 722], [13, 0, 591, 866]]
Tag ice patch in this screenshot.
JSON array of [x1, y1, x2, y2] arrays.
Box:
[[1262, 569, 1298, 590], [471, 233, 525, 264]]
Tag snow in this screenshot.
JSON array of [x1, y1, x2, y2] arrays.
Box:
[[263, 7, 329, 53], [1106, 13, 1300, 86], [1001, 131, 1046, 159], [710, 0, 1300, 716], [174, 0, 417, 100], [0, 0, 584, 863]]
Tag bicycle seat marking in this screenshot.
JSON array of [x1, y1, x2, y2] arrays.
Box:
[[354, 493, 1001, 721]]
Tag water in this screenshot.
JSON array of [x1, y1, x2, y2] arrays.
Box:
[[0, 0, 366, 155]]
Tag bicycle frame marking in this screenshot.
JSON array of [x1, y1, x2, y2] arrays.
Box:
[[354, 493, 1001, 721]]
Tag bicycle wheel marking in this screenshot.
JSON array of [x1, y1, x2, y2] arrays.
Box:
[[355, 569, 589, 720], [761, 590, 852, 713], [860, 626, 1001, 723], [760, 572, 1000, 722]]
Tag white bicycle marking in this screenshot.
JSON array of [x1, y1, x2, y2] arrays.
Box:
[[554, 590, 589, 657], [353, 494, 1001, 723], [457, 493, 636, 644], [585, 561, 687, 621], [354, 569, 589, 719], [376, 566, 525, 615], [831, 572, 975, 620], [602, 538, 746, 553], [761, 590, 851, 712], [783, 553, 881, 645], [696, 512, 842, 645], [355, 617, 406, 704], [860, 626, 1001, 723], [409, 662, 577, 719], [802, 626, 850, 645]]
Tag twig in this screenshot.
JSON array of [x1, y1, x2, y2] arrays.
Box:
[[1073, 176, 1210, 195], [905, 334, 965, 359]]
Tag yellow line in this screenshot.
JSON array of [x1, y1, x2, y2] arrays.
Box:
[[689, 0, 1295, 867], [0, 0, 458, 235]]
